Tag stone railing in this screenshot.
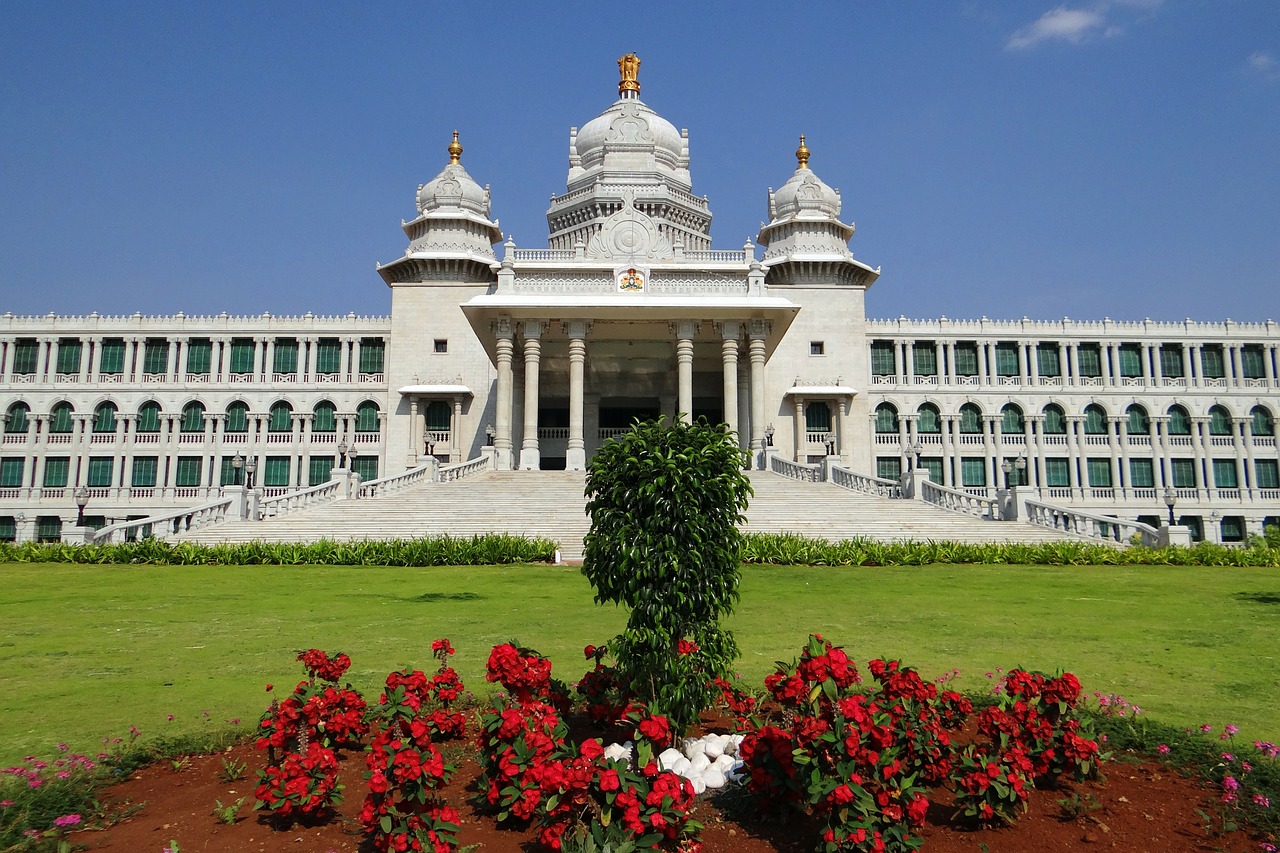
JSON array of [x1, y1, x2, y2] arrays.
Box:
[[1023, 499, 1159, 546], [829, 464, 902, 498], [358, 461, 438, 498], [437, 455, 494, 483], [919, 479, 1000, 520], [91, 495, 236, 544], [259, 479, 346, 519], [768, 453, 823, 482]]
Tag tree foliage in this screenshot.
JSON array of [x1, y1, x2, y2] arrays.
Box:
[[581, 416, 752, 733]]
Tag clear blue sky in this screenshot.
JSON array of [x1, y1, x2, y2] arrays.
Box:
[[2, 1, 1276, 322]]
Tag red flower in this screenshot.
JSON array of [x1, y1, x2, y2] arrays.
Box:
[[677, 638, 699, 656]]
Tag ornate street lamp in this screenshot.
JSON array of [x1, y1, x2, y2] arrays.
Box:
[[764, 423, 775, 447], [348, 446, 360, 472], [245, 457, 257, 489], [231, 453, 244, 486], [1001, 459, 1013, 489], [1015, 455, 1027, 485], [1163, 487, 1176, 526], [908, 441, 924, 470], [485, 423, 495, 446], [337, 440, 348, 468], [74, 486, 90, 526]]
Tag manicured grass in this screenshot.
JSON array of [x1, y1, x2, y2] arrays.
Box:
[[2, 561, 1277, 766]]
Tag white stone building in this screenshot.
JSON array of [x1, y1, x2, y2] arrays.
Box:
[[2, 56, 1277, 544]]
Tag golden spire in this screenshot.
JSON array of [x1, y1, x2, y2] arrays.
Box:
[[617, 53, 641, 96], [447, 130, 462, 165], [796, 134, 810, 170]]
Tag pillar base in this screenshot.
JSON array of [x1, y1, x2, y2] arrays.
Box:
[[1157, 524, 1192, 548], [566, 447, 586, 471], [519, 448, 541, 471]]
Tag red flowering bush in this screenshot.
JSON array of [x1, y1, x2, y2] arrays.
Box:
[[709, 675, 758, 731], [253, 739, 343, 821], [486, 641, 570, 710], [297, 648, 352, 683], [626, 703, 674, 750], [951, 746, 1033, 825], [867, 658, 968, 785], [576, 643, 630, 726]]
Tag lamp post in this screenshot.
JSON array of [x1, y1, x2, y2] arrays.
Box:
[[908, 441, 924, 471], [1001, 459, 1013, 489], [764, 423, 775, 447], [485, 423, 495, 446], [231, 453, 244, 486], [1163, 487, 1176, 526], [1015, 455, 1027, 486], [347, 446, 359, 474], [337, 440, 348, 468], [245, 457, 257, 489], [74, 486, 89, 526]]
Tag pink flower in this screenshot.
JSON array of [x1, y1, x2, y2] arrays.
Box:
[[1253, 794, 1270, 808], [1200, 724, 1214, 733], [53, 814, 81, 828], [1226, 724, 1240, 736], [1223, 775, 1240, 791], [1157, 744, 1171, 755]]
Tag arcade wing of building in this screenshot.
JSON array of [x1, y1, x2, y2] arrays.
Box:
[[1, 57, 1277, 543]]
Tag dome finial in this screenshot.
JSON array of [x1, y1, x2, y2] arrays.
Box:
[[796, 134, 810, 170], [617, 53, 641, 97], [448, 130, 463, 165]]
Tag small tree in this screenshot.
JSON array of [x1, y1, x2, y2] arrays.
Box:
[[581, 416, 752, 734]]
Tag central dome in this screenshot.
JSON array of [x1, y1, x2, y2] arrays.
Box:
[[572, 96, 685, 176]]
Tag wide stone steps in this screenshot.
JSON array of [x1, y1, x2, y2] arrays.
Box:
[[177, 470, 1080, 560]]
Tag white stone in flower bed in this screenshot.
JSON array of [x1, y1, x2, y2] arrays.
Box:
[[608, 733, 746, 794]]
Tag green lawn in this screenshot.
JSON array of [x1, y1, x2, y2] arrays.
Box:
[[1, 561, 1277, 766]]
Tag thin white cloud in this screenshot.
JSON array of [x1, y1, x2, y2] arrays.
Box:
[[1006, 2, 1163, 51], [1246, 50, 1279, 81]]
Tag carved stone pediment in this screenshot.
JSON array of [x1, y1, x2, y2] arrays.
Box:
[[586, 192, 674, 261]]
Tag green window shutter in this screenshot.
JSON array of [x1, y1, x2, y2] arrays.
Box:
[[87, 457, 114, 487], [1167, 408, 1191, 435], [995, 343, 1019, 376], [50, 404, 74, 433], [425, 401, 450, 431], [870, 342, 896, 376], [915, 407, 940, 434], [219, 457, 239, 486], [1118, 344, 1143, 377], [1256, 460, 1279, 489], [1200, 346, 1225, 379], [1083, 406, 1107, 435], [1220, 516, 1244, 542], [1242, 346, 1266, 379], [268, 404, 292, 432], [1044, 458, 1070, 487], [56, 339, 82, 374], [358, 339, 385, 374], [180, 404, 204, 433], [174, 457, 202, 487], [36, 517, 62, 542], [0, 517, 15, 542], [0, 458, 24, 487], [1001, 407, 1023, 434], [1086, 458, 1112, 487], [875, 457, 901, 480], [352, 456, 379, 481], [1208, 408, 1231, 436], [308, 456, 335, 485], [805, 402, 831, 431], [186, 339, 212, 374], [953, 406, 977, 434], [224, 403, 248, 433], [1129, 459, 1155, 488], [136, 403, 161, 433], [1171, 458, 1197, 488], [921, 457, 943, 483], [1212, 459, 1238, 488], [1252, 407, 1275, 437], [316, 339, 341, 374], [12, 340, 39, 374], [1036, 344, 1060, 377], [131, 457, 157, 487], [6, 405, 29, 433], [99, 338, 126, 374], [1076, 344, 1101, 377], [273, 338, 299, 374], [1126, 407, 1149, 434], [356, 403, 380, 432], [912, 344, 936, 376], [960, 457, 987, 487], [92, 405, 117, 433], [143, 339, 169, 374], [312, 403, 336, 432], [1159, 345, 1183, 378], [263, 456, 291, 487], [1042, 407, 1066, 434], [42, 457, 69, 488], [874, 406, 897, 433], [229, 339, 255, 374], [953, 343, 978, 376]]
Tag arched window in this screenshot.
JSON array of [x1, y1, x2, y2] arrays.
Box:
[[1042, 404, 1066, 435], [425, 401, 451, 431], [224, 402, 249, 434], [916, 404, 941, 434], [1208, 405, 1232, 436], [1083, 404, 1107, 435], [355, 401, 380, 433], [1252, 405, 1275, 437], [1167, 405, 1191, 436], [180, 402, 205, 433], [1000, 404, 1024, 434], [136, 401, 162, 433], [268, 402, 293, 433], [312, 401, 337, 433], [805, 401, 832, 433], [49, 402, 75, 434], [874, 403, 898, 434], [958, 403, 982, 434], [92, 402, 117, 434], [1126, 405, 1150, 435], [5, 402, 30, 433]]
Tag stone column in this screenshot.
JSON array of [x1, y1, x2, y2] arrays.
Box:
[[1026, 341, 1040, 385], [44, 338, 57, 383], [1100, 342, 1113, 385], [171, 337, 184, 380], [1233, 417, 1250, 493], [451, 397, 463, 463], [898, 412, 910, 472], [1107, 416, 1122, 491], [837, 396, 851, 466], [940, 414, 956, 487], [674, 320, 698, 424], [719, 322, 740, 440], [903, 340, 915, 385], [1117, 415, 1132, 495], [978, 342, 991, 386], [1029, 415, 1046, 489], [748, 321, 769, 453], [565, 320, 589, 471], [942, 341, 955, 384], [520, 320, 544, 470], [1182, 345, 1194, 387], [408, 398, 420, 468], [494, 318, 515, 469], [339, 337, 352, 381], [737, 362, 750, 451], [1191, 417, 1210, 495], [793, 396, 805, 462], [1065, 416, 1082, 494], [81, 337, 94, 383], [991, 414, 1004, 491], [1154, 416, 1172, 488], [351, 338, 363, 379], [264, 338, 276, 381]]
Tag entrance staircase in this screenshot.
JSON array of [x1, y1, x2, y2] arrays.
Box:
[[176, 470, 1080, 561]]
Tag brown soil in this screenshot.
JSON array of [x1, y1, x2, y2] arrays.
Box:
[[67, 741, 1258, 853]]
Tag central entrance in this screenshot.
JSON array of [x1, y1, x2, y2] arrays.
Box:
[[599, 397, 662, 433]]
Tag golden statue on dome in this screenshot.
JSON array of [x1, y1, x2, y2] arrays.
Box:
[[448, 130, 463, 165], [796, 134, 811, 170], [617, 53, 641, 96]]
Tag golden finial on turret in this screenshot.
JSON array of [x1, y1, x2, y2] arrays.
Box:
[[796, 134, 810, 170], [448, 130, 463, 165], [618, 53, 641, 97]]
